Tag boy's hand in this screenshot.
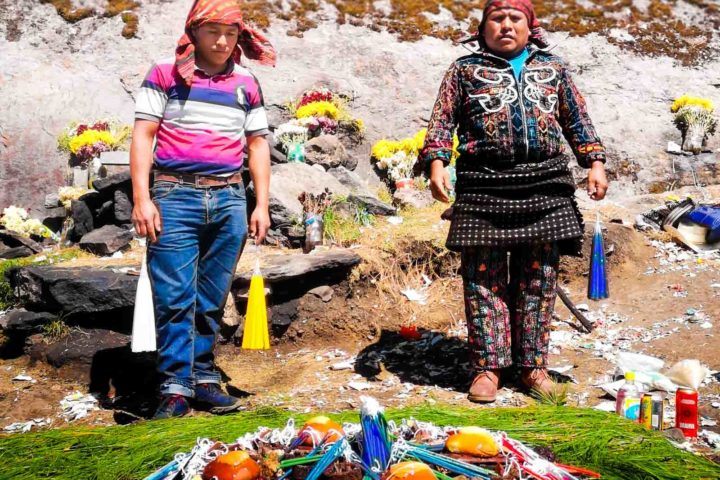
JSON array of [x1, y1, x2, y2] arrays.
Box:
[[249, 208, 270, 244], [132, 198, 162, 243]]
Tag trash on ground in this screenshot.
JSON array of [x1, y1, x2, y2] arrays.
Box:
[[2, 418, 52, 434], [60, 392, 99, 422]]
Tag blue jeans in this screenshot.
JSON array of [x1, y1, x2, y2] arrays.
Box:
[[148, 181, 247, 397]]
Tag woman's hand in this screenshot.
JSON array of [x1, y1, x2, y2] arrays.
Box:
[[587, 161, 608, 201], [430, 160, 452, 203]]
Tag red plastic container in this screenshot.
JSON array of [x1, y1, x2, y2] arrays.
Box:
[[676, 388, 699, 438]]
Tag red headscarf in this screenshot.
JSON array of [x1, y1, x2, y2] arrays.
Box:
[[175, 0, 277, 86], [479, 0, 549, 48]]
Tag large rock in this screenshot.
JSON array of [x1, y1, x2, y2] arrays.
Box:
[[304, 135, 352, 170], [0, 230, 44, 254], [328, 166, 367, 192], [42, 206, 67, 233], [236, 250, 361, 283], [264, 163, 350, 230], [0, 246, 35, 259], [234, 249, 361, 300], [393, 188, 434, 210], [11, 266, 138, 314], [93, 171, 131, 195], [79, 225, 133, 255], [113, 189, 133, 224], [1, 308, 56, 335], [349, 194, 396, 216], [69, 199, 94, 241]]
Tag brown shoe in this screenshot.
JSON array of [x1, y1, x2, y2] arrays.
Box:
[[467, 370, 500, 403], [521, 368, 555, 396]]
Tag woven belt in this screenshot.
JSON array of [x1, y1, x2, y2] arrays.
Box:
[[153, 170, 243, 188]]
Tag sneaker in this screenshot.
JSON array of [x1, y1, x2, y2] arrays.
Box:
[[467, 370, 501, 403], [194, 383, 243, 414], [153, 394, 190, 420]]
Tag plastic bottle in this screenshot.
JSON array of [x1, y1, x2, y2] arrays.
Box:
[[616, 371, 642, 420]]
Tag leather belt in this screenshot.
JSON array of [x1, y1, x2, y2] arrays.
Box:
[[153, 170, 244, 188]]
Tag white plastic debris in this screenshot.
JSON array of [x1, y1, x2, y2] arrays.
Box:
[[330, 361, 354, 371], [667, 141, 683, 154], [3, 418, 52, 433], [387, 216, 404, 225], [12, 374, 35, 382], [60, 392, 99, 421], [666, 359, 710, 391], [700, 322, 713, 329], [700, 430, 720, 450], [401, 288, 428, 305], [347, 381, 372, 391], [593, 401, 616, 413]]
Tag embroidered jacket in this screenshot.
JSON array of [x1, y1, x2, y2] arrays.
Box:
[[419, 45, 606, 171]]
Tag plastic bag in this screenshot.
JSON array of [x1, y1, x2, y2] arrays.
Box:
[[131, 253, 156, 352]]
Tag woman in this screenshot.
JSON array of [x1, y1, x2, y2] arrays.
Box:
[[420, 0, 608, 403]]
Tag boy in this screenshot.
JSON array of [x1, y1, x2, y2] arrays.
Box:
[[130, 0, 275, 419]]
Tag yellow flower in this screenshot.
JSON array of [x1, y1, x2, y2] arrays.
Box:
[[371, 139, 402, 160], [68, 129, 117, 154], [671, 95, 714, 113], [296, 101, 340, 120]]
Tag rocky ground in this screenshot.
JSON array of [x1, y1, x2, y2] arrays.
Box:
[[0, 187, 718, 460]]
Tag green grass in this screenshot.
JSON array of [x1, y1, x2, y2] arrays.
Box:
[[0, 405, 717, 480], [0, 248, 83, 310]]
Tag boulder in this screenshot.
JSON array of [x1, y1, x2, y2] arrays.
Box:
[[93, 171, 131, 195], [348, 194, 396, 216], [10, 266, 138, 314], [42, 206, 67, 233], [95, 200, 116, 227], [234, 250, 361, 299], [393, 188, 434, 210], [43, 328, 130, 369], [0, 230, 44, 253], [79, 225, 133, 256], [328, 166, 367, 192], [114, 189, 133, 224], [262, 163, 350, 230], [69, 199, 94, 241], [236, 250, 361, 284], [0, 246, 35, 259], [304, 135, 352, 170], [1, 308, 56, 334]]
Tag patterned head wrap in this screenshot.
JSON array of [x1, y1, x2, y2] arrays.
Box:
[[175, 0, 277, 86], [479, 0, 549, 49]]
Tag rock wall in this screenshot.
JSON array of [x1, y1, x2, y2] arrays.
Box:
[[0, 0, 719, 213]]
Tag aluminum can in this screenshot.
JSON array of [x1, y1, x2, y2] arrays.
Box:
[[675, 388, 698, 438], [640, 393, 653, 428]]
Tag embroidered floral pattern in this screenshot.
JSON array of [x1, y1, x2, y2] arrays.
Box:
[[462, 243, 560, 370]]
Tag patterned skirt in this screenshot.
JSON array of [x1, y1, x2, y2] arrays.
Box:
[[447, 156, 584, 256]]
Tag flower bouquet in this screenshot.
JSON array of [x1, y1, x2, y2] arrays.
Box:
[[372, 129, 460, 189], [274, 121, 310, 163], [291, 87, 364, 138], [671, 95, 717, 154], [1, 206, 55, 240], [58, 120, 131, 168]]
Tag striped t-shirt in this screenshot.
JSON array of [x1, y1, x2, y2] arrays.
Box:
[[135, 57, 270, 176]]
